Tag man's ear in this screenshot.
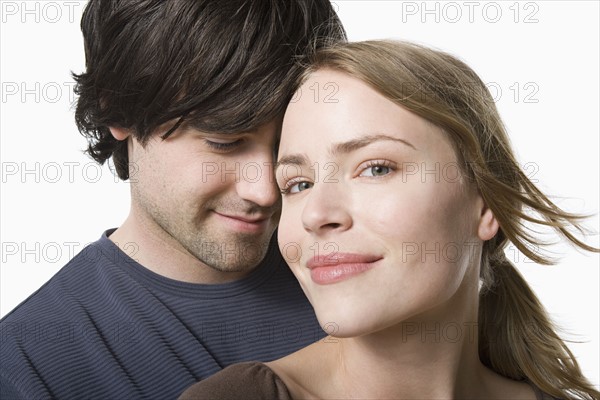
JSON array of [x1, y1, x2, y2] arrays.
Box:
[[478, 201, 500, 241], [109, 126, 131, 141]]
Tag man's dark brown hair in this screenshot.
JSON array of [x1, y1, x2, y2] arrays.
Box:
[[73, 0, 346, 180]]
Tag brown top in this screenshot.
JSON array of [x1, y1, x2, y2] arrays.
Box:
[[178, 362, 292, 400], [178, 362, 560, 400]]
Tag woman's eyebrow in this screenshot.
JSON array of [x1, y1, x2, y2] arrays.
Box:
[[275, 154, 310, 172], [330, 134, 416, 156], [275, 133, 416, 173]]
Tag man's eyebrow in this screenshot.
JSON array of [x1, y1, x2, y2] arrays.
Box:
[[275, 134, 416, 172], [330, 134, 416, 156]]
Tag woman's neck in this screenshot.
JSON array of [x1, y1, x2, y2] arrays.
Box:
[[329, 286, 483, 399], [332, 320, 482, 398], [270, 275, 535, 399]]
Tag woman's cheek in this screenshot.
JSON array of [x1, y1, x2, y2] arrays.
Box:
[[277, 207, 303, 264]]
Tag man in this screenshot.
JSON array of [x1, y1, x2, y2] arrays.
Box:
[[0, 0, 346, 398]]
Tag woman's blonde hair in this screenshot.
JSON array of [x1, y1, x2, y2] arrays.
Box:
[[300, 40, 599, 399]]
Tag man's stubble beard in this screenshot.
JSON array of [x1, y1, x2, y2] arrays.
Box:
[[155, 208, 276, 273], [135, 190, 277, 273], [180, 223, 275, 273]]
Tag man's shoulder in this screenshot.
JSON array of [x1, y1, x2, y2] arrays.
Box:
[[0, 233, 124, 353], [1, 234, 115, 324], [0, 233, 121, 398]]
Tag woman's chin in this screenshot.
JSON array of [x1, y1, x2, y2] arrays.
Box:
[[316, 314, 393, 339]]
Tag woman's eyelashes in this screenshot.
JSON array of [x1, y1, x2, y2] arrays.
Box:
[[280, 178, 313, 195], [357, 160, 396, 178], [279, 160, 397, 195]]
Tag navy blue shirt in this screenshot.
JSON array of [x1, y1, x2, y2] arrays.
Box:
[[0, 230, 324, 399]]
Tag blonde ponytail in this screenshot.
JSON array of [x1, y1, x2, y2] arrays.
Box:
[[479, 253, 599, 399]]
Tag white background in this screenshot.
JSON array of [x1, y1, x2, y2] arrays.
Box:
[[1, 0, 598, 388]]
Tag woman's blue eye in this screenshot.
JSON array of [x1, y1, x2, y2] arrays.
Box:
[[282, 181, 313, 194], [360, 164, 391, 177]]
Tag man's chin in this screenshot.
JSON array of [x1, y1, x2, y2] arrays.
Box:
[[185, 230, 274, 272]]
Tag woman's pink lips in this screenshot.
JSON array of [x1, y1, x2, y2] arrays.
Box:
[[307, 253, 383, 285]]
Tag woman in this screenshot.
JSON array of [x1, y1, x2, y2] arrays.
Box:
[[180, 41, 599, 399]]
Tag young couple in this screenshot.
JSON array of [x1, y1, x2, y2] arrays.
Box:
[[1, 1, 597, 399]]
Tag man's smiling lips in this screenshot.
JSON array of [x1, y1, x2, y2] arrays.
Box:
[[307, 253, 383, 285], [212, 211, 272, 233]]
